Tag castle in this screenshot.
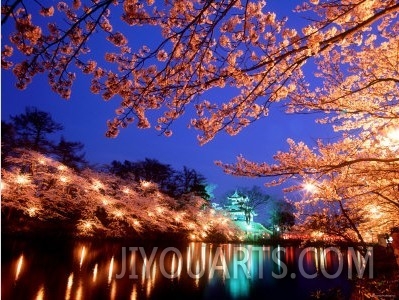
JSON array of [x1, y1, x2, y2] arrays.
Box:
[[223, 190, 257, 224]]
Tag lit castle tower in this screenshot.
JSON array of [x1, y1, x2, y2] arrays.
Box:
[[224, 190, 257, 224], [223, 190, 271, 240]]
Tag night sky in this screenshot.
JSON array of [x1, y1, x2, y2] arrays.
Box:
[[1, 1, 335, 202]]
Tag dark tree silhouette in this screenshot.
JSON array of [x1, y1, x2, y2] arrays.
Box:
[[108, 159, 209, 200], [10, 106, 63, 153], [270, 199, 296, 233], [1, 120, 17, 167], [52, 136, 87, 170]]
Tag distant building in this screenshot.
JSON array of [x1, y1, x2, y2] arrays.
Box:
[[223, 190, 257, 224], [222, 190, 272, 239]]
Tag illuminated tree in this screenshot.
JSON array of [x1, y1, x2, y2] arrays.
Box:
[[219, 131, 399, 243], [2, 1, 397, 140], [2, 1, 399, 241], [1, 149, 241, 241]]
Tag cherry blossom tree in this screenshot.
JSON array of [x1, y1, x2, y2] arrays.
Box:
[[2, 1, 399, 242], [2, 1, 397, 140], [1, 149, 241, 240]]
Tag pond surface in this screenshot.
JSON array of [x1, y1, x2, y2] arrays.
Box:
[[2, 238, 364, 299]]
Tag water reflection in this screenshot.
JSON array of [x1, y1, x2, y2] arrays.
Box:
[[1, 240, 359, 299], [15, 254, 24, 281]]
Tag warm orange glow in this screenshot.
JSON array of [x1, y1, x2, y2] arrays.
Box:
[[59, 176, 68, 183], [113, 210, 123, 218], [79, 246, 86, 269], [108, 256, 114, 284], [35, 285, 45, 300], [16, 174, 30, 185], [141, 180, 151, 188], [130, 284, 137, 300], [93, 264, 98, 282], [304, 182, 317, 193], [57, 165, 67, 171], [155, 206, 164, 214], [122, 187, 130, 194], [75, 281, 83, 300], [92, 180, 104, 191], [27, 207, 37, 217], [65, 273, 74, 300], [15, 254, 23, 281], [110, 280, 117, 300], [387, 128, 399, 142]]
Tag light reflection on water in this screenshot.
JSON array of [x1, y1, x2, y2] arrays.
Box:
[[1, 240, 356, 299]]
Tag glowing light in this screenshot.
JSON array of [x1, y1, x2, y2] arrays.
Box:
[[370, 206, 378, 214], [141, 181, 151, 188], [131, 284, 137, 300], [27, 207, 37, 217], [311, 231, 324, 240], [108, 256, 114, 284], [102, 198, 109, 206], [304, 182, 317, 193], [195, 261, 200, 286], [380, 127, 399, 150], [152, 261, 157, 282], [76, 281, 83, 300], [1, 181, 7, 190], [16, 174, 30, 185], [113, 210, 123, 218], [110, 280, 117, 300], [57, 165, 67, 171], [92, 180, 104, 191], [133, 220, 140, 227], [59, 176, 68, 183], [15, 255, 24, 281], [122, 187, 130, 194], [387, 128, 399, 142], [156, 206, 164, 214], [146, 279, 152, 298], [35, 285, 45, 300], [93, 264, 98, 282], [65, 273, 74, 300], [80, 220, 93, 233], [79, 246, 86, 269], [142, 258, 147, 284], [38, 159, 46, 165]]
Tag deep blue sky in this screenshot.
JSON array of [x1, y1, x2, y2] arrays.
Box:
[[1, 1, 335, 203]]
